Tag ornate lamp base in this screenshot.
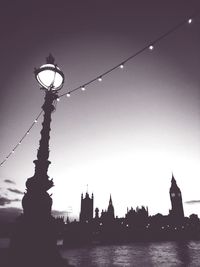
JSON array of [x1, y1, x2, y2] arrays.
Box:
[[9, 213, 72, 267], [8, 184, 73, 267]]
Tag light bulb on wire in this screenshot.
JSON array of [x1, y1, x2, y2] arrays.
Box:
[[149, 45, 154, 50]]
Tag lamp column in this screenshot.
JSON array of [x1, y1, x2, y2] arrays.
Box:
[[22, 90, 57, 219]]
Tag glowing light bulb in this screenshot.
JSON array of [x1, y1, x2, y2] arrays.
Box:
[[81, 86, 86, 91], [27, 132, 29, 135], [120, 64, 124, 69], [56, 98, 60, 102], [98, 77, 102, 82], [12, 151, 14, 154], [66, 93, 71, 97], [149, 45, 154, 50], [34, 119, 38, 123], [19, 142, 21, 145], [188, 18, 192, 24]]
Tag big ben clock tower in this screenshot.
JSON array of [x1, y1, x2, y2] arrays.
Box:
[[169, 174, 184, 220]]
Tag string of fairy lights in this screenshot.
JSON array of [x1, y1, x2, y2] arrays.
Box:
[[0, 110, 43, 167], [58, 14, 197, 99], [1, 13, 199, 167]]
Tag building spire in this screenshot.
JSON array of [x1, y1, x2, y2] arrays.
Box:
[[109, 194, 113, 205], [171, 173, 176, 184]]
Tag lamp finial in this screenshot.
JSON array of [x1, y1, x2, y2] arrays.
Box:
[[46, 53, 55, 64]]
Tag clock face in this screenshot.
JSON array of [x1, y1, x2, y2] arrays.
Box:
[[171, 193, 175, 197]]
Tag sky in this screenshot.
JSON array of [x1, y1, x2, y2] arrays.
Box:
[[1, 0, 200, 221]]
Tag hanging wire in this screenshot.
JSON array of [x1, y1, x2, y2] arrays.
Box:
[[1, 11, 199, 167], [0, 110, 43, 167], [59, 11, 200, 98]]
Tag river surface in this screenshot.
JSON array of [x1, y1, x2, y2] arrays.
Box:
[[60, 241, 200, 266], [1, 239, 200, 266]]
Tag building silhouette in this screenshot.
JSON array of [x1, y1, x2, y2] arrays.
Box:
[[79, 192, 93, 223], [101, 194, 115, 222], [169, 174, 184, 220], [125, 206, 149, 227], [95, 207, 99, 219], [107, 194, 115, 219], [45, 175, 200, 247]]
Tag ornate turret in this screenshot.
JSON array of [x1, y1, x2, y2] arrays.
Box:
[[95, 208, 99, 219], [79, 191, 94, 223]]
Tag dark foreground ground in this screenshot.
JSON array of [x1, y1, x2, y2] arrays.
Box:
[[0, 249, 9, 266], [0, 248, 75, 267]]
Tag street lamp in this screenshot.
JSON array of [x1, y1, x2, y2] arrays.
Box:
[[34, 54, 64, 91], [22, 54, 65, 217], [10, 55, 69, 267]]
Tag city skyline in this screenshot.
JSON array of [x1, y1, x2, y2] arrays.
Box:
[[0, 174, 186, 222], [1, 1, 200, 220], [0, 173, 196, 221]]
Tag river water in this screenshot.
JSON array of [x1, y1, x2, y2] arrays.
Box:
[[60, 241, 200, 266], [1, 239, 200, 266]]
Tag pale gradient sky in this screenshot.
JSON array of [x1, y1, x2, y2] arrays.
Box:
[[1, 1, 200, 220]]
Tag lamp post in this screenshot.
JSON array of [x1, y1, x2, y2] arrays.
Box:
[[22, 54, 64, 218], [9, 55, 70, 267]]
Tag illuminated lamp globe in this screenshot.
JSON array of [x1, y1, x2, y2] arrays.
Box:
[[34, 54, 65, 91]]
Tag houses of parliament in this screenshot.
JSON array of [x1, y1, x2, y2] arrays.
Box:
[[62, 175, 200, 246], [79, 174, 184, 224]]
